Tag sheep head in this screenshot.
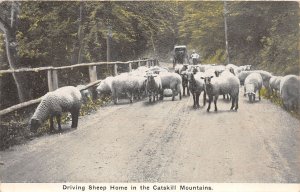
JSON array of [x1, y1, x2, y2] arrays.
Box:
[[201, 76, 214, 85], [30, 118, 41, 133]]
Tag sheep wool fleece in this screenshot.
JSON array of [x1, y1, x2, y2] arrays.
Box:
[[32, 86, 82, 122]]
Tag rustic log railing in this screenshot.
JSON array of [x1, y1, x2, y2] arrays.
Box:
[[0, 58, 159, 116]]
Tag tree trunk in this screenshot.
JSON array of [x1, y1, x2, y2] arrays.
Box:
[[71, 2, 84, 65], [0, 2, 31, 103]]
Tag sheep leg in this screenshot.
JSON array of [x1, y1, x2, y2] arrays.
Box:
[[196, 93, 200, 108], [214, 96, 218, 111], [207, 96, 212, 112], [192, 93, 196, 108], [71, 110, 79, 128], [179, 89, 182, 100], [160, 90, 164, 100], [172, 89, 175, 101], [259, 89, 261, 100], [49, 116, 55, 133], [187, 86, 190, 96], [235, 96, 239, 111], [56, 115, 62, 132], [230, 97, 235, 110], [203, 91, 206, 106], [183, 85, 186, 96]]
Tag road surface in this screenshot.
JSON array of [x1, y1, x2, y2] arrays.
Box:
[[0, 63, 299, 183]]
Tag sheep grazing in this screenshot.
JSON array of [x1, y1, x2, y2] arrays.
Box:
[[280, 75, 300, 111], [159, 72, 182, 101], [76, 84, 92, 103], [269, 76, 282, 94], [30, 86, 82, 133], [189, 72, 206, 108], [244, 72, 263, 102], [96, 76, 114, 98], [111, 73, 141, 104], [145, 72, 162, 102], [202, 70, 240, 112]]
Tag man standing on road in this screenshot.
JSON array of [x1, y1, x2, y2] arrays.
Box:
[[190, 50, 200, 65]]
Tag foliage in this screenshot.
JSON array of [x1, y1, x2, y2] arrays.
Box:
[[0, 95, 110, 150]]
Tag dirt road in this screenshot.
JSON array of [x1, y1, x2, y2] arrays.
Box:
[[0, 64, 299, 183]]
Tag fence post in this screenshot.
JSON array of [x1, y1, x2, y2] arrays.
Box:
[[147, 60, 150, 68], [138, 61, 141, 68], [47, 69, 54, 92], [128, 62, 132, 72], [89, 66, 97, 82], [47, 69, 58, 92], [114, 64, 118, 76], [88, 65, 98, 99], [52, 69, 58, 90]]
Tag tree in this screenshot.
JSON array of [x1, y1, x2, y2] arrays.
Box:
[[0, 2, 31, 102]]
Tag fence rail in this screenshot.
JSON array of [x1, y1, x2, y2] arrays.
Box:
[[0, 59, 155, 74], [0, 58, 158, 116]]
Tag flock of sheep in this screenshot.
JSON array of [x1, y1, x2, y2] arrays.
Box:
[[29, 62, 300, 133]]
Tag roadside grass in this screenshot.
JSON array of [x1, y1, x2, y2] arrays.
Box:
[[0, 96, 111, 150], [260, 88, 300, 120]]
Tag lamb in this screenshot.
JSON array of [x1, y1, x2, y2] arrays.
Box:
[[96, 76, 114, 98], [111, 73, 140, 104], [202, 70, 240, 112], [159, 72, 182, 101], [30, 86, 82, 133], [145, 71, 162, 102], [269, 76, 282, 94], [280, 75, 300, 111], [244, 72, 263, 102], [189, 72, 206, 108]]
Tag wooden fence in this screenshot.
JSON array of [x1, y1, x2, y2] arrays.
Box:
[[0, 58, 158, 116]]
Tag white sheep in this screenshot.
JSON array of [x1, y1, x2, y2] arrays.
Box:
[[238, 70, 272, 88], [111, 73, 140, 104], [159, 72, 182, 101], [96, 76, 114, 97], [280, 75, 300, 111], [244, 72, 263, 102], [269, 76, 282, 94], [30, 86, 82, 133], [202, 70, 240, 112], [189, 72, 206, 108], [145, 71, 162, 102], [175, 64, 188, 74], [149, 66, 169, 74]]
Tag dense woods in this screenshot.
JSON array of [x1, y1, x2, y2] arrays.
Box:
[[0, 1, 299, 109]]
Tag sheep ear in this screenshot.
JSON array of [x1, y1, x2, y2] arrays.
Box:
[[210, 76, 214, 78], [201, 77, 204, 79]]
